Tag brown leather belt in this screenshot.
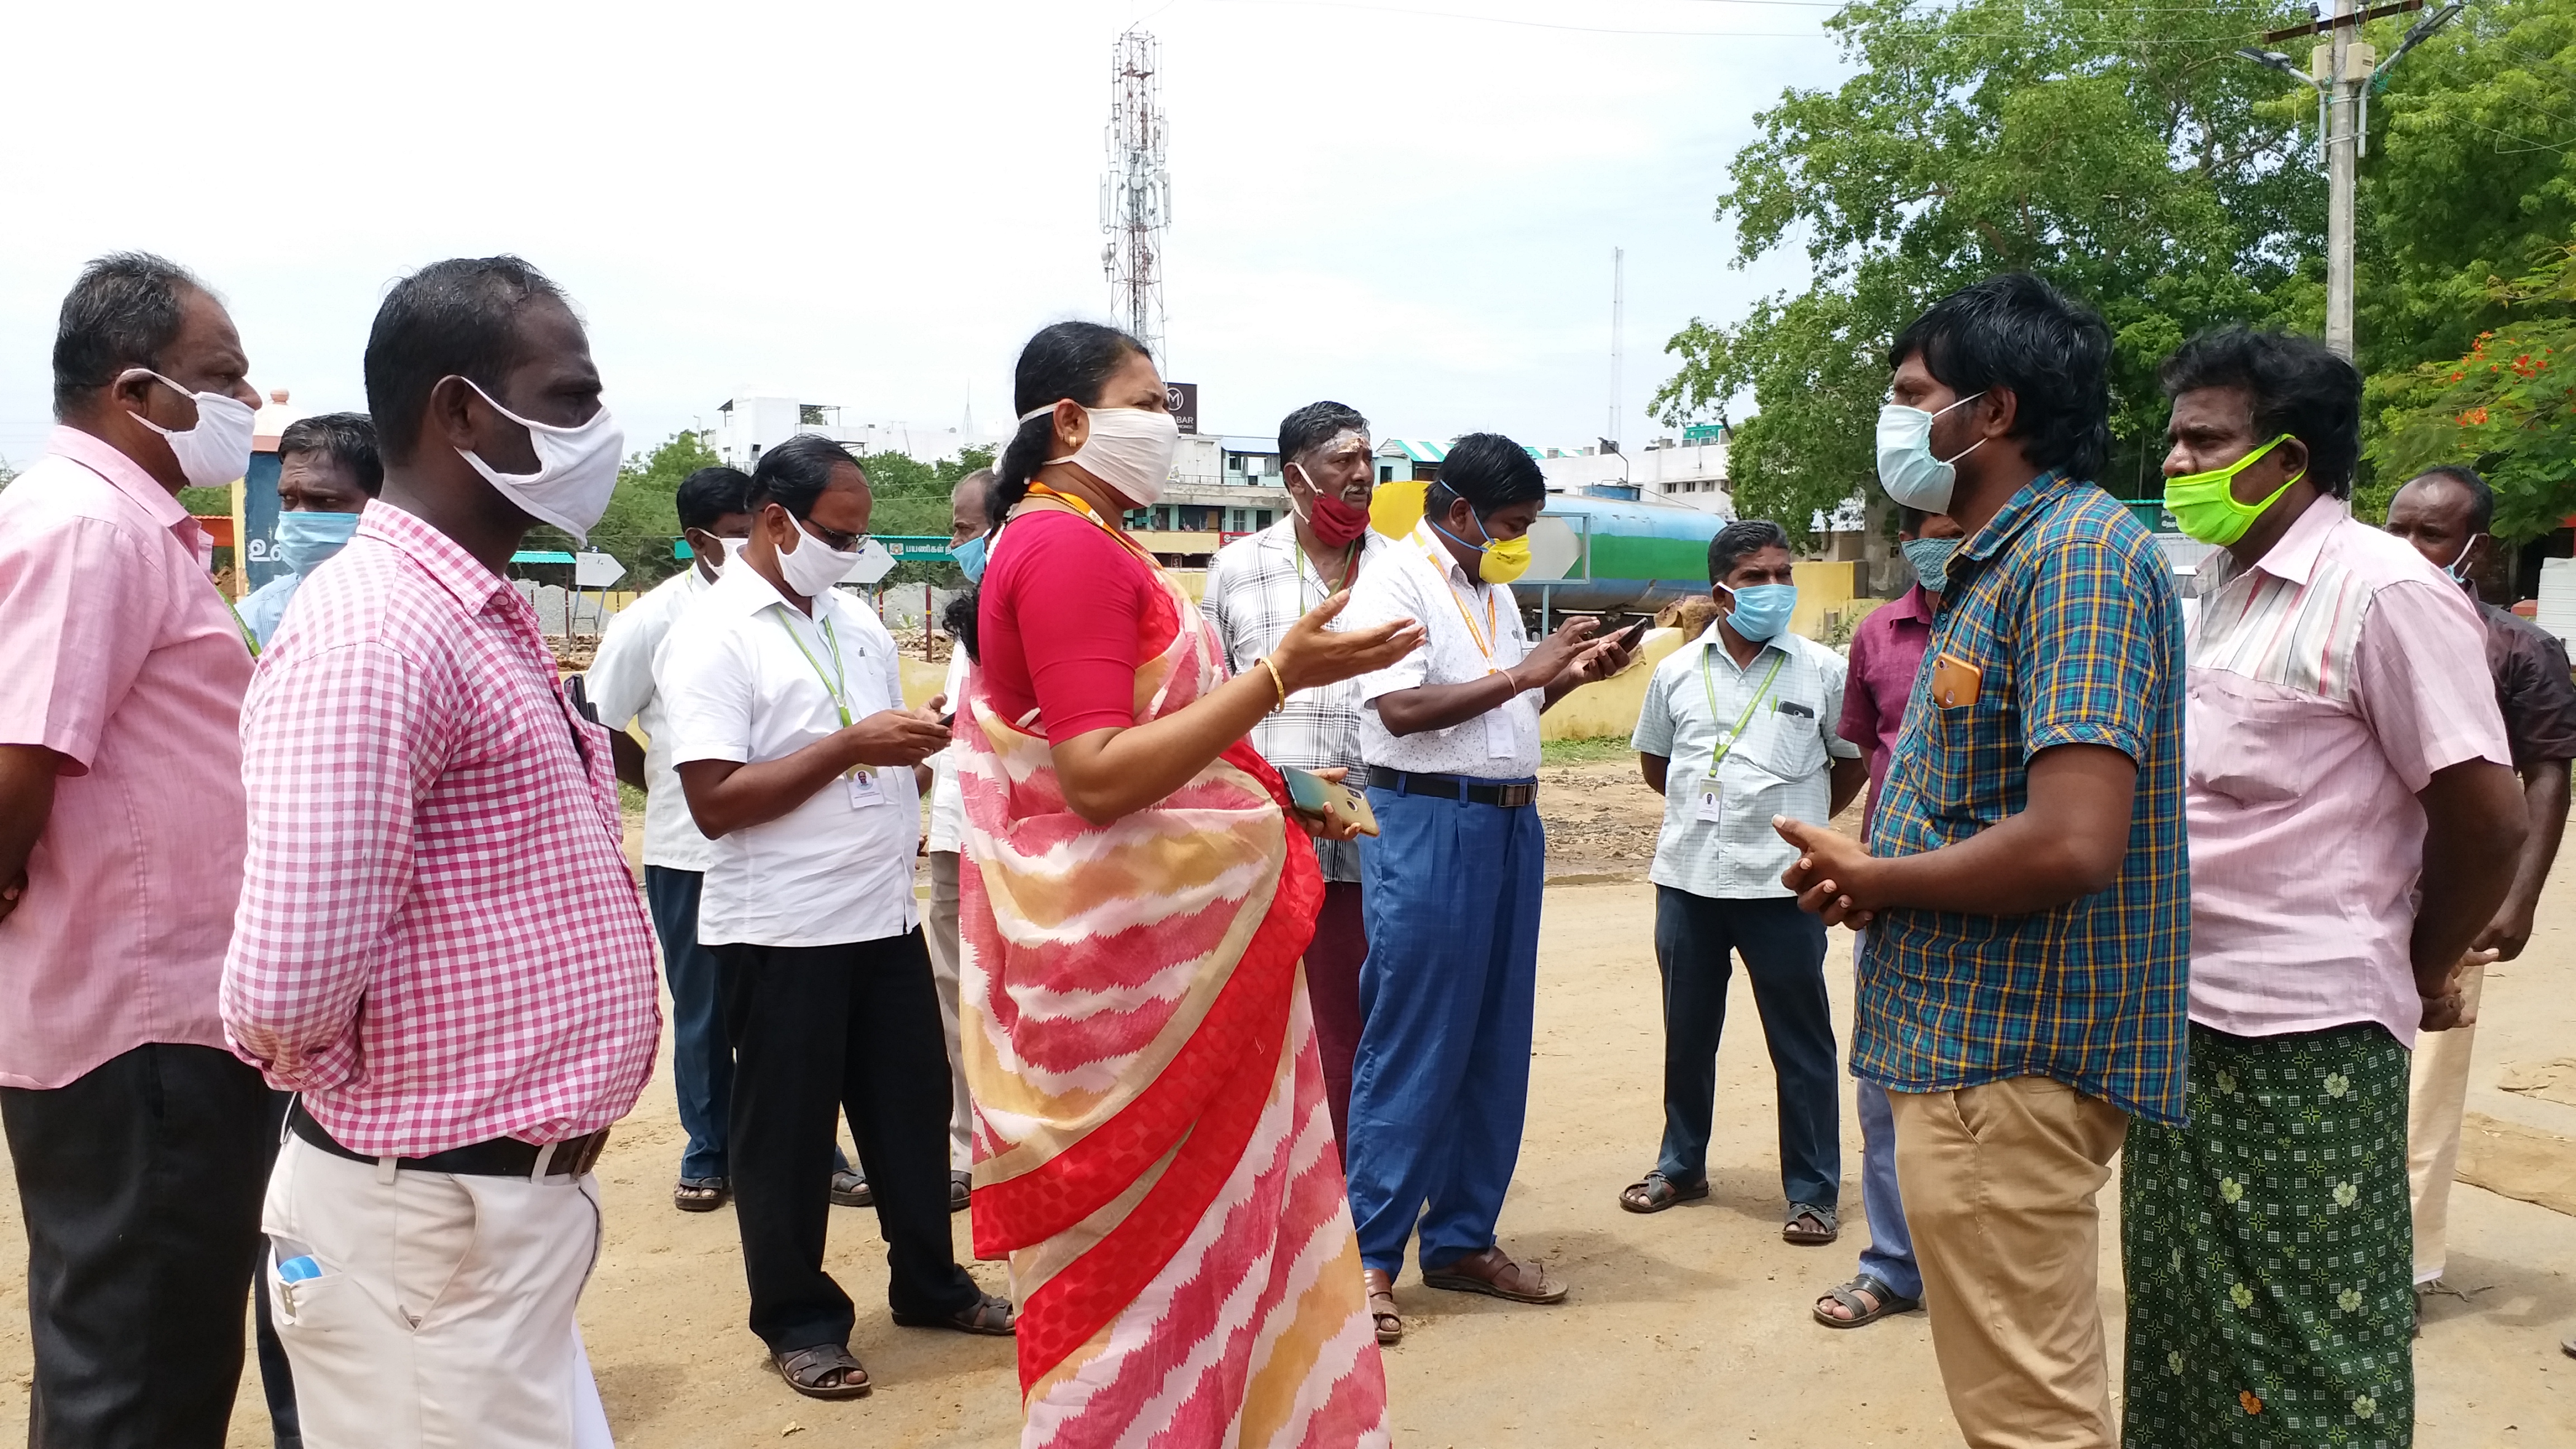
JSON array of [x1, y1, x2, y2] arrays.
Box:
[[1366, 766, 1538, 809], [289, 1100, 609, 1180]]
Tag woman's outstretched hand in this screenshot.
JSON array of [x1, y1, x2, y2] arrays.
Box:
[[1271, 591, 1424, 693]]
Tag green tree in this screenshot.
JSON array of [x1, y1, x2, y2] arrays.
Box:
[[2366, 240, 2576, 536], [1658, 0, 2327, 541], [523, 428, 718, 584], [859, 446, 994, 586]]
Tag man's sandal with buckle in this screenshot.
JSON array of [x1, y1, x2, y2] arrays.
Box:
[[1420, 1246, 1568, 1304], [772, 1343, 870, 1400], [1362, 1267, 1402, 1345]]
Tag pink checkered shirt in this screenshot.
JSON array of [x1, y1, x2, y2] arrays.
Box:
[[221, 500, 662, 1156]]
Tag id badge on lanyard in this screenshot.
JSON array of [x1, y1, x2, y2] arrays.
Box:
[[846, 769, 887, 808]]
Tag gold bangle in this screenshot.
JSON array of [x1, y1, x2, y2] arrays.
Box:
[[1258, 656, 1289, 713]]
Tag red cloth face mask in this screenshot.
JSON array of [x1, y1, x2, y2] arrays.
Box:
[[1291, 465, 1374, 547]]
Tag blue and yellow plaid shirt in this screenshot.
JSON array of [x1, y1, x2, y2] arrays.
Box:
[[1855, 472, 2191, 1125]]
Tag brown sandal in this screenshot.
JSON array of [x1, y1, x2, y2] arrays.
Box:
[[1362, 1267, 1402, 1345], [893, 1290, 1015, 1336], [1618, 1171, 1708, 1214], [1420, 1246, 1568, 1304], [772, 1343, 870, 1399]]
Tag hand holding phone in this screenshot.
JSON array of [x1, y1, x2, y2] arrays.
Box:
[[1281, 765, 1381, 839]]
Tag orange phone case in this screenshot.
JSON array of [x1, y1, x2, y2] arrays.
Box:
[[1930, 652, 1984, 709]]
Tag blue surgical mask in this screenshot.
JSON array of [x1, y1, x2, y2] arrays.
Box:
[[1901, 537, 1958, 596], [274, 509, 361, 574], [1721, 581, 1798, 641], [951, 532, 989, 584]]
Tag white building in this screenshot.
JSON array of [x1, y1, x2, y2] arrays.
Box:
[[1534, 432, 1733, 519], [708, 394, 1007, 468]]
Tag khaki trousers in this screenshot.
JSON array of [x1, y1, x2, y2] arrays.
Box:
[[1888, 1076, 2129, 1449], [262, 1134, 612, 1449], [2408, 963, 2487, 1284]]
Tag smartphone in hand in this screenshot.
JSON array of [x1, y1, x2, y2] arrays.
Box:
[[1281, 766, 1381, 837]]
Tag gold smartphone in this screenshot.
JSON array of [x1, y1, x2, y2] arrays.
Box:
[[1281, 766, 1381, 837], [1929, 652, 1984, 709]]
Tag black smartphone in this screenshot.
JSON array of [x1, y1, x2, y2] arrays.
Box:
[[1604, 616, 1651, 652]]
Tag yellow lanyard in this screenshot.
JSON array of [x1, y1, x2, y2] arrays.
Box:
[[1419, 535, 1499, 666], [1027, 483, 1162, 571], [1701, 645, 1786, 770]]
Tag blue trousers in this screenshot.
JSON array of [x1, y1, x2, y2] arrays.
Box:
[[1346, 779, 1545, 1277], [1651, 887, 1840, 1210], [646, 866, 734, 1182], [1853, 1078, 1919, 1298]]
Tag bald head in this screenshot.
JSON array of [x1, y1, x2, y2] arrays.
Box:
[[2385, 467, 2492, 589], [951, 467, 997, 546]]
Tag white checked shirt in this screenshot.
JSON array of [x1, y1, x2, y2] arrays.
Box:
[[659, 567, 921, 948], [586, 564, 716, 872], [222, 501, 663, 1157], [1632, 627, 1858, 899], [1201, 518, 1393, 880], [1343, 521, 1542, 779]]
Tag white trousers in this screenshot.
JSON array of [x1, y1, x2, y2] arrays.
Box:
[[2407, 963, 2487, 1285], [263, 1133, 615, 1448]]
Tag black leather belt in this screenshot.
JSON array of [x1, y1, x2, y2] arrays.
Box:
[[289, 1100, 609, 1180], [1366, 766, 1537, 809]]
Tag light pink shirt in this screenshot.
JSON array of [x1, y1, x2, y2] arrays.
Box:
[[222, 501, 661, 1156], [0, 427, 253, 1089], [2185, 499, 2509, 1048]]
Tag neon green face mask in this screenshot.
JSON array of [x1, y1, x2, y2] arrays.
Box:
[[2163, 433, 2305, 546]]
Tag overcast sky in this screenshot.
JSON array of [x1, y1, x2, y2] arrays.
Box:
[[0, 0, 1850, 468]]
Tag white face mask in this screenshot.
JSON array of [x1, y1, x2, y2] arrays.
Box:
[[453, 378, 625, 544], [1874, 391, 1987, 514], [120, 369, 256, 489], [1023, 402, 1180, 509], [775, 514, 864, 598]]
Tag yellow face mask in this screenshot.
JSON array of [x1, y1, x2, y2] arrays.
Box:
[[1436, 508, 1532, 584]]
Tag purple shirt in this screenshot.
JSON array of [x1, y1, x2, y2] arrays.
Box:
[[0, 427, 253, 1088], [1838, 584, 1936, 835]]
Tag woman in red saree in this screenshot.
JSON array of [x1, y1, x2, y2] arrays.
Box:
[[954, 322, 1422, 1446]]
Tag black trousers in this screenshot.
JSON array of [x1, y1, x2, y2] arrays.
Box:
[[717, 930, 978, 1353], [0, 1043, 273, 1449]]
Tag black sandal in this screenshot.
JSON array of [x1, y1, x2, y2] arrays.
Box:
[[893, 1289, 1015, 1336], [1618, 1171, 1710, 1214], [1813, 1272, 1919, 1328], [949, 1172, 970, 1214], [1784, 1202, 1839, 1245], [830, 1169, 872, 1208], [673, 1176, 727, 1213], [772, 1343, 870, 1399]]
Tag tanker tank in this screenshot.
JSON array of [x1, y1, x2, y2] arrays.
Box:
[[1368, 480, 1726, 623]]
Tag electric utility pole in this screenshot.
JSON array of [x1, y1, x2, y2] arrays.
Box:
[[2239, 0, 2462, 361]]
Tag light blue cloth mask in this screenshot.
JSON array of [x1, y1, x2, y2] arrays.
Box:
[[1901, 537, 1959, 596], [274, 509, 361, 574]]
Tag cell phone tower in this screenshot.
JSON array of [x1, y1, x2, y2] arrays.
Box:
[[1101, 27, 1171, 364]]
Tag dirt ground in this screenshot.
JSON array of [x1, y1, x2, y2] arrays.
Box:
[[7, 759, 2576, 1446]]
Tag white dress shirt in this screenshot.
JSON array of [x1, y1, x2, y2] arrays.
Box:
[[1342, 521, 1542, 779], [659, 568, 921, 948], [586, 565, 714, 872], [925, 646, 971, 855], [1632, 628, 1858, 899]]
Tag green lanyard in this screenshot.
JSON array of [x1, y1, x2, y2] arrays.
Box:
[[224, 596, 260, 657], [772, 607, 852, 727], [1699, 643, 1786, 770]]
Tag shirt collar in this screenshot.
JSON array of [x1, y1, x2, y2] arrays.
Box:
[[1691, 625, 1791, 670], [1884, 583, 1938, 624], [1955, 469, 2076, 567], [47, 425, 187, 531], [1405, 519, 1480, 592], [709, 557, 836, 623], [2232, 493, 2346, 588], [357, 499, 512, 614]]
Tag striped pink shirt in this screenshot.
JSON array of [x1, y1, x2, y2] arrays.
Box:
[[2185, 499, 2510, 1048], [221, 500, 661, 1155], [0, 428, 253, 1089]]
